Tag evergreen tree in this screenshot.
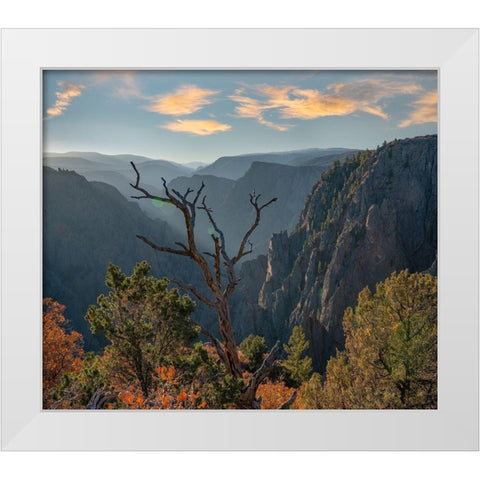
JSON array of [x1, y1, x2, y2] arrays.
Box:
[[86, 261, 197, 397], [298, 372, 323, 409], [283, 326, 313, 386], [240, 334, 267, 372], [321, 270, 437, 409]]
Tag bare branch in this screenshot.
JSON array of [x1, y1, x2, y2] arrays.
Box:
[[174, 241, 190, 253], [213, 236, 221, 287], [199, 195, 239, 296], [189, 320, 228, 365], [241, 340, 280, 408], [129, 164, 214, 289], [232, 194, 277, 264], [170, 182, 205, 228], [199, 196, 231, 264], [192, 182, 205, 206], [171, 188, 184, 201], [137, 235, 191, 257], [129, 162, 171, 203], [173, 279, 216, 309], [223, 279, 239, 300], [251, 340, 280, 385]]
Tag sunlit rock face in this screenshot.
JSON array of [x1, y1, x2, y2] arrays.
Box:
[[233, 135, 437, 372]]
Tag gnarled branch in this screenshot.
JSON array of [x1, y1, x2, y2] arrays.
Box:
[[232, 193, 277, 264], [136, 235, 191, 257], [189, 320, 228, 366], [199, 196, 231, 264], [173, 279, 216, 309], [129, 162, 172, 204], [240, 340, 280, 408]]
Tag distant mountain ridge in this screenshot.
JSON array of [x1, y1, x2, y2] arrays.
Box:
[[44, 152, 195, 222], [196, 148, 358, 180], [44, 152, 192, 179], [45, 147, 348, 259], [45, 151, 191, 169]]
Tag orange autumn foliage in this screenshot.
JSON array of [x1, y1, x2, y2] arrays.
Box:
[[176, 391, 188, 402], [43, 298, 84, 407], [117, 365, 207, 410], [156, 365, 176, 382], [257, 379, 296, 409]]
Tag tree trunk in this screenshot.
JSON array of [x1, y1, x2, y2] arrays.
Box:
[[129, 163, 279, 409], [216, 300, 243, 378], [239, 341, 280, 408]]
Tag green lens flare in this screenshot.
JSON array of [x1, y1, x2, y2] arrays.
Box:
[[151, 199, 174, 215], [152, 199, 164, 208]]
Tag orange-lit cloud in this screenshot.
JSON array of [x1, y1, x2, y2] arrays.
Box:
[[279, 88, 360, 119], [162, 119, 231, 135], [229, 86, 295, 131], [398, 91, 438, 128], [229, 78, 425, 129], [46, 81, 86, 118], [146, 85, 220, 116]]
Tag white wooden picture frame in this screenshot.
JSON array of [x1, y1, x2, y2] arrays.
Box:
[[1, 28, 478, 450]]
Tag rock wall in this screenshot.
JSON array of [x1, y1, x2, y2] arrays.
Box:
[[232, 135, 437, 372]]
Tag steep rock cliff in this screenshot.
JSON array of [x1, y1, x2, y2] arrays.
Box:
[[233, 136, 437, 371]]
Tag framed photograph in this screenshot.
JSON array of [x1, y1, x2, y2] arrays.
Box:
[[1, 28, 478, 450]]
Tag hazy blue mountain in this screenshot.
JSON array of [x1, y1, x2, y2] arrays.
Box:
[[169, 174, 236, 206], [43, 156, 106, 171], [44, 153, 194, 221], [183, 161, 208, 170], [164, 161, 332, 259], [44, 152, 193, 180], [213, 162, 328, 255], [43, 167, 211, 351], [196, 148, 357, 180]]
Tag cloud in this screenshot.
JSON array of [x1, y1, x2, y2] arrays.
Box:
[[46, 81, 86, 118], [146, 85, 220, 116], [229, 77, 425, 129], [278, 88, 360, 119], [112, 72, 143, 99], [162, 119, 231, 135], [398, 91, 438, 128], [257, 118, 293, 131], [229, 86, 295, 131], [85, 71, 144, 100], [327, 78, 423, 103]]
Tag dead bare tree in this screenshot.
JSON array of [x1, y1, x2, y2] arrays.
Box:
[[130, 161, 278, 408]]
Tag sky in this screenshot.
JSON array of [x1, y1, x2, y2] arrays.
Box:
[[43, 70, 437, 165]]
